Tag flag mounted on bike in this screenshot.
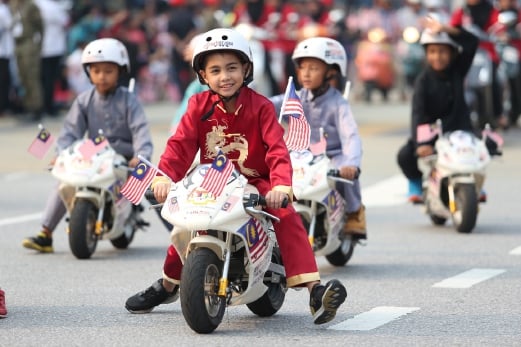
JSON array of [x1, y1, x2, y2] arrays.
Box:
[[200, 149, 234, 197], [78, 134, 109, 160], [28, 125, 54, 159], [121, 159, 158, 205], [280, 77, 310, 152]]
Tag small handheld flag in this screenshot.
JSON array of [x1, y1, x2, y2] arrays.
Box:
[[200, 150, 234, 197], [28, 126, 54, 159], [121, 159, 158, 205], [280, 77, 310, 151]]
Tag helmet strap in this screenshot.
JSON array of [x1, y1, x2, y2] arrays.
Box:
[[200, 87, 243, 121]]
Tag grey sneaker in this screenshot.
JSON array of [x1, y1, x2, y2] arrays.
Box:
[[309, 279, 347, 324], [125, 278, 179, 313]]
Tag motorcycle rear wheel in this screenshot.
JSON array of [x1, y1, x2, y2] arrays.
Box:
[[69, 199, 98, 259], [110, 224, 135, 249], [247, 247, 286, 317], [180, 248, 225, 334], [452, 184, 478, 234], [325, 235, 355, 266]]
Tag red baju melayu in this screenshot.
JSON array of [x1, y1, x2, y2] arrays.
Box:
[[158, 86, 320, 288]]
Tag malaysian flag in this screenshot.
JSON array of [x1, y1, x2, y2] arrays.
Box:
[[281, 79, 310, 151], [309, 128, 327, 155], [78, 135, 109, 160], [200, 150, 234, 197], [120, 160, 158, 205], [416, 123, 440, 143], [241, 219, 268, 264], [28, 127, 54, 159]]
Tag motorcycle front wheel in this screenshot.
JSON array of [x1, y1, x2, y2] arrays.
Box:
[[247, 247, 286, 317], [180, 248, 225, 334], [452, 184, 478, 234], [69, 199, 98, 259]]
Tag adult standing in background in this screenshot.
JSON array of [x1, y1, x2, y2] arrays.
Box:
[[0, 0, 14, 117], [9, 0, 43, 122], [34, 0, 69, 117]]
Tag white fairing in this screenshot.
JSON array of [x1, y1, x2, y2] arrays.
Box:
[[290, 150, 345, 256], [162, 164, 276, 305], [435, 130, 490, 174], [51, 139, 131, 239]]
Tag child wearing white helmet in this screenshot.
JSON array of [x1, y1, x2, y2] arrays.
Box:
[[125, 28, 347, 325], [396, 17, 480, 203], [22, 38, 153, 253], [272, 36, 367, 241]]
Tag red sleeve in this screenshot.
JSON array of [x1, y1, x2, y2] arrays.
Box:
[[257, 95, 293, 188], [450, 8, 463, 26]]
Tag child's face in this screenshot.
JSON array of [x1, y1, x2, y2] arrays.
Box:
[[199, 52, 248, 98], [88, 62, 120, 95], [425, 44, 452, 72], [296, 57, 329, 90]]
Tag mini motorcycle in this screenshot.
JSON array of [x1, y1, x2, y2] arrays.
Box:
[[290, 150, 356, 266], [418, 123, 492, 233], [51, 139, 148, 259], [160, 163, 287, 334]]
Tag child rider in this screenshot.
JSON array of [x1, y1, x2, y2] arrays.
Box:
[[271, 36, 366, 240], [125, 28, 347, 325], [22, 38, 153, 252], [396, 17, 479, 203]]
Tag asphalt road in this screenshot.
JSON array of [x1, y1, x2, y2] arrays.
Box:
[[1, 99, 521, 347]]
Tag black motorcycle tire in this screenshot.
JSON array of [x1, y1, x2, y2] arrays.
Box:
[[429, 215, 447, 226], [69, 199, 98, 259], [246, 247, 286, 317], [326, 236, 355, 266], [452, 184, 478, 234], [180, 248, 225, 334], [110, 225, 135, 249]]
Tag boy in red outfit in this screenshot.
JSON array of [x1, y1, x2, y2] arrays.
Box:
[[125, 28, 347, 325]]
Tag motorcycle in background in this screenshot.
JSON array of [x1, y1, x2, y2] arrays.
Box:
[[160, 163, 287, 334], [417, 121, 500, 233], [290, 148, 356, 266], [51, 138, 148, 259], [354, 27, 396, 102]]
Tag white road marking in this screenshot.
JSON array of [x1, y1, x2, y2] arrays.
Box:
[[432, 268, 506, 289], [363, 174, 408, 207], [0, 213, 42, 227], [328, 306, 420, 331], [509, 246, 521, 255]]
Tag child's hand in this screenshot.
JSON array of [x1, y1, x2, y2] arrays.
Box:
[[423, 15, 444, 34], [416, 145, 434, 157], [128, 157, 140, 168], [265, 190, 289, 210], [339, 166, 359, 180], [153, 182, 170, 203]]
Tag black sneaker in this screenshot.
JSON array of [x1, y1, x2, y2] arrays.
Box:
[[22, 232, 53, 253], [125, 278, 179, 313], [309, 279, 347, 324]]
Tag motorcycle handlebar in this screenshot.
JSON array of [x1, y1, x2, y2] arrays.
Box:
[[247, 194, 288, 208], [327, 169, 360, 180]]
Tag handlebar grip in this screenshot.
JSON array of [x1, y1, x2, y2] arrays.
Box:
[[144, 189, 158, 204], [255, 195, 288, 208]]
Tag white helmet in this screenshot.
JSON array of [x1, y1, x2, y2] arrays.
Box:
[[291, 37, 348, 77], [192, 28, 254, 85], [81, 38, 130, 77], [420, 30, 462, 52]]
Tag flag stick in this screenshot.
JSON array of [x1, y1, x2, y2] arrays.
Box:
[[343, 80, 351, 101], [137, 154, 170, 179], [278, 76, 293, 123]]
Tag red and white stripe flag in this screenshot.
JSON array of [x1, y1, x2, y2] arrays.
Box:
[[280, 78, 310, 151], [28, 127, 54, 159], [200, 150, 234, 197], [121, 159, 158, 205]]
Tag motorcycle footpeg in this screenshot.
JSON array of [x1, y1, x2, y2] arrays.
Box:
[[136, 219, 150, 228]]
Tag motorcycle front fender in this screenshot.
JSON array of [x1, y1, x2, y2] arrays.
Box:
[[186, 235, 227, 262], [58, 184, 103, 212]]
